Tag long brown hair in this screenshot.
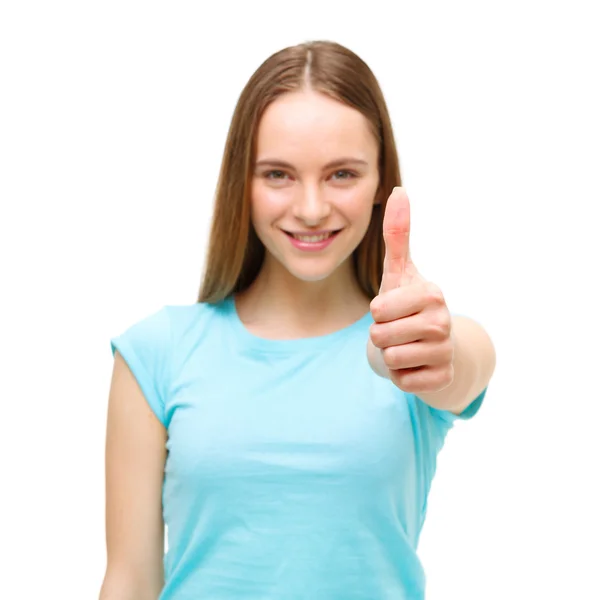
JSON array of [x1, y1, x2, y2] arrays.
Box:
[[197, 40, 402, 304]]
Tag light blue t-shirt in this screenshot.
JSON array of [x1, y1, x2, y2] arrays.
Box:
[[110, 296, 486, 599]]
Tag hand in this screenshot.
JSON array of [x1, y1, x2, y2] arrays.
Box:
[[369, 187, 454, 394]]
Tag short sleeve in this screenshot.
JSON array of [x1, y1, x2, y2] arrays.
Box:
[[408, 387, 487, 526], [426, 386, 488, 427], [110, 306, 172, 426]]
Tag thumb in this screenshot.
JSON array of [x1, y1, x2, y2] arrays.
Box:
[[380, 187, 420, 293]]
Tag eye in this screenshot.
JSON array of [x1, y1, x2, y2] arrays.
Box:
[[331, 170, 357, 181], [265, 170, 288, 180]]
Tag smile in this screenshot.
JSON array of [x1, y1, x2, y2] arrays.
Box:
[[291, 232, 333, 242], [283, 229, 342, 251]]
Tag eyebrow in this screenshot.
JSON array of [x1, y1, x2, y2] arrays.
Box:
[[254, 158, 369, 170]]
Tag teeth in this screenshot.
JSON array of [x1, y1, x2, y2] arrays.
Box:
[[292, 232, 333, 242]]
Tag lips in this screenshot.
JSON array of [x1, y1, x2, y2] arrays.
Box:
[[290, 232, 333, 243], [283, 229, 342, 242]]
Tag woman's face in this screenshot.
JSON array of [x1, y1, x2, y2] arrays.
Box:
[[251, 89, 380, 284]]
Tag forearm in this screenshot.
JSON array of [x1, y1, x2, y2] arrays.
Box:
[[99, 568, 163, 600], [368, 315, 496, 413]]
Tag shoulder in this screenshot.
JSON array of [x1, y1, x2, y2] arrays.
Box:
[[109, 301, 226, 425], [163, 300, 228, 343], [111, 301, 224, 357]]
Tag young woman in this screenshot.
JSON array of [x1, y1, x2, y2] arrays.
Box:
[[100, 40, 496, 600]]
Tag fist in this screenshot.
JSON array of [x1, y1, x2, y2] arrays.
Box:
[[369, 187, 455, 395]]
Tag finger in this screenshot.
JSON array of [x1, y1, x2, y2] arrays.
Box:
[[381, 186, 412, 292], [369, 316, 423, 349], [369, 284, 430, 324], [370, 305, 451, 349], [389, 364, 454, 395], [382, 341, 453, 371]]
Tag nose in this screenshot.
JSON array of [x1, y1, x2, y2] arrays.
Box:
[[292, 184, 331, 226]]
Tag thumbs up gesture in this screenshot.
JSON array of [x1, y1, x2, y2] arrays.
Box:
[[369, 187, 455, 394]]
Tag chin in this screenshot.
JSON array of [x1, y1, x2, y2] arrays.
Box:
[[281, 258, 350, 284], [287, 270, 335, 283], [260, 235, 359, 284]]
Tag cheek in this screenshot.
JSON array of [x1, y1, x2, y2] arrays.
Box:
[[250, 182, 275, 230], [344, 190, 377, 228], [250, 180, 290, 224], [348, 174, 379, 216]]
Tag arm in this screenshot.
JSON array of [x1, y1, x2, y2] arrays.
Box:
[[99, 351, 167, 600], [368, 315, 496, 415]]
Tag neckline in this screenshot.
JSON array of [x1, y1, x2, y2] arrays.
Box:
[[222, 295, 373, 353]]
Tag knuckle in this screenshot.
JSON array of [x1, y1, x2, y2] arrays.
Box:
[[427, 315, 451, 339], [436, 366, 454, 388], [443, 343, 454, 363], [402, 382, 417, 394], [370, 298, 384, 321], [425, 282, 445, 305], [382, 346, 399, 369], [369, 324, 385, 347], [434, 338, 453, 359], [391, 370, 413, 391]]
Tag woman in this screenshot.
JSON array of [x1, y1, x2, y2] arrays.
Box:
[[100, 40, 496, 599]]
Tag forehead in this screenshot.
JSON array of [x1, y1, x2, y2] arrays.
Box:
[[255, 90, 377, 163]]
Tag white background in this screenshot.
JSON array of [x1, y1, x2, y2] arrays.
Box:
[[1, 1, 598, 598]]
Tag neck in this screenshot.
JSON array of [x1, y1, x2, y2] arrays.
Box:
[[234, 258, 371, 337]]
